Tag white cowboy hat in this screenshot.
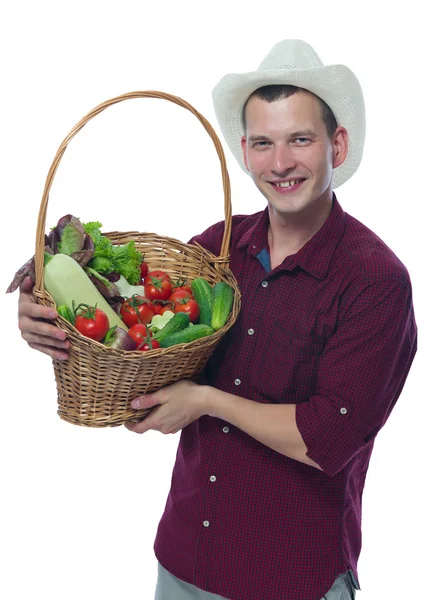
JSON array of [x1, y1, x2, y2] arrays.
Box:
[[212, 39, 366, 189]]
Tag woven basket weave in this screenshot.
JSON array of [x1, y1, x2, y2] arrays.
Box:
[[33, 91, 241, 428]]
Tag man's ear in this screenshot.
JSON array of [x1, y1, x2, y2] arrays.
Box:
[[332, 127, 349, 169], [241, 135, 250, 172]]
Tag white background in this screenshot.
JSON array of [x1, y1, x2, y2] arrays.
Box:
[[0, 1, 442, 599]]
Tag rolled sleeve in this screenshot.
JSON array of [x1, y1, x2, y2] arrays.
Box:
[[296, 278, 417, 477]]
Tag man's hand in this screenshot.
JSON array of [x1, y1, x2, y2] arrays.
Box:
[[125, 380, 208, 434], [18, 276, 70, 360]]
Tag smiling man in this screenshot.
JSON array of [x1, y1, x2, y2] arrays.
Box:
[[129, 41, 417, 600], [17, 40, 418, 600]]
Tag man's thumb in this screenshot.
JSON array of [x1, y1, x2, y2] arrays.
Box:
[[20, 276, 34, 294]]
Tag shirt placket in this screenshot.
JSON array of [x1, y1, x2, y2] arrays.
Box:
[[194, 266, 273, 590]]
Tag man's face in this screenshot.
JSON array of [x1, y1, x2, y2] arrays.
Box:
[[241, 91, 348, 218]]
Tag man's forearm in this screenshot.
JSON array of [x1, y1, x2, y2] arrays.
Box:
[[202, 386, 323, 471]]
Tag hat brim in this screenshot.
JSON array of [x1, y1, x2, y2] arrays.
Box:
[[212, 64, 365, 189]]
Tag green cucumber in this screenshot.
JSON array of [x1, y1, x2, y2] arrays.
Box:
[[57, 304, 75, 325], [191, 277, 213, 326], [211, 282, 234, 331], [152, 312, 190, 343], [159, 324, 214, 348]]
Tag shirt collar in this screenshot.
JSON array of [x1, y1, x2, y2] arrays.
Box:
[[236, 194, 347, 280]]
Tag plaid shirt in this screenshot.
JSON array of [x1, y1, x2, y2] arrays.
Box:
[[153, 195, 417, 600]]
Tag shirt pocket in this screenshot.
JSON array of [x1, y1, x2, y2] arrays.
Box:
[[251, 320, 324, 403]]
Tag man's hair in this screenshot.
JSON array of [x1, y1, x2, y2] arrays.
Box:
[[241, 84, 338, 138]]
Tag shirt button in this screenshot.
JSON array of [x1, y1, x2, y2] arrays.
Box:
[[210, 475, 217, 482], [203, 520, 210, 527], [222, 426, 230, 433], [340, 407, 348, 415], [234, 378, 241, 385], [248, 328, 255, 335], [261, 280, 268, 287]]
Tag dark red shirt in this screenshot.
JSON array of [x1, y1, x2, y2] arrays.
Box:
[[153, 195, 417, 600]]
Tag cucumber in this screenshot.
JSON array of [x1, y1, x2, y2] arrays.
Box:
[[152, 312, 190, 343], [191, 277, 213, 326], [211, 282, 234, 331], [159, 324, 214, 348], [57, 305, 75, 325]]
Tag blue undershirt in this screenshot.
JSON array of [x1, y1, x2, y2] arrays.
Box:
[[256, 248, 271, 273]]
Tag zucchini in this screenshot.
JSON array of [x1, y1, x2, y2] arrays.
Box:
[[152, 312, 190, 343], [44, 253, 128, 331], [159, 324, 214, 348], [211, 282, 234, 331], [191, 277, 213, 326]]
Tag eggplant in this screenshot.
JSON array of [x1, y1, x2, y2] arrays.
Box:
[[103, 326, 137, 351]]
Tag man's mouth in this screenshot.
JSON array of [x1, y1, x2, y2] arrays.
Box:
[[269, 178, 306, 193]]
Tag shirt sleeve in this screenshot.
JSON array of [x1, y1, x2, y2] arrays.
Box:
[[187, 220, 226, 254], [296, 278, 418, 477]]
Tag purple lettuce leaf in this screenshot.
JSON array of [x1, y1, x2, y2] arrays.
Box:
[[71, 233, 95, 266], [6, 246, 53, 293]]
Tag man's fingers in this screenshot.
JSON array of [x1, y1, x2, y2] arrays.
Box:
[[28, 342, 69, 360], [18, 298, 58, 321], [131, 388, 167, 410], [19, 315, 67, 341], [22, 330, 70, 349]]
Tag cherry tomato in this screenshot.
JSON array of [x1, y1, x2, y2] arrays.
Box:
[[74, 304, 110, 342], [120, 295, 155, 327], [140, 262, 149, 279], [174, 298, 200, 323], [144, 271, 173, 301], [128, 324, 159, 351]]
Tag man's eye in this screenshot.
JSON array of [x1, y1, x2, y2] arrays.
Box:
[[292, 138, 310, 144], [252, 141, 270, 147]]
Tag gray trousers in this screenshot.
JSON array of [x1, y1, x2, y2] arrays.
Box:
[[154, 562, 357, 599]]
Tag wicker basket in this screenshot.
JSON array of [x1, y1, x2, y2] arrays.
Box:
[[33, 91, 241, 428]]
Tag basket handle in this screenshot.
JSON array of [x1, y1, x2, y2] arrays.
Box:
[[34, 90, 233, 294]]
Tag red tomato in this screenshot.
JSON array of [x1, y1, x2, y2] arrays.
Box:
[[153, 303, 164, 315], [159, 304, 174, 316], [120, 296, 155, 327], [140, 262, 149, 279], [169, 290, 194, 304], [152, 300, 174, 315], [174, 298, 200, 323], [128, 324, 159, 351], [74, 305, 110, 342], [171, 281, 193, 296], [149, 270, 172, 281], [144, 271, 173, 301]]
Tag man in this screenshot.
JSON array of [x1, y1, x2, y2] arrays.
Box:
[[18, 40, 417, 599]]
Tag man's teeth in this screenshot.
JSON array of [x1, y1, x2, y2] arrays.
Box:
[[274, 179, 304, 187]]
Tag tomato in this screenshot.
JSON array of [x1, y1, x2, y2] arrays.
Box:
[[144, 270, 173, 301], [153, 303, 164, 315], [74, 304, 110, 342], [120, 295, 155, 327], [152, 300, 174, 315], [169, 289, 194, 304], [159, 304, 174, 315], [140, 262, 149, 279], [173, 297, 200, 323], [171, 279, 193, 296], [128, 324, 159, 351]]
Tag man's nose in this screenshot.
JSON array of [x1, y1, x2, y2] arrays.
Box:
[[270, 144, 296, 176]]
